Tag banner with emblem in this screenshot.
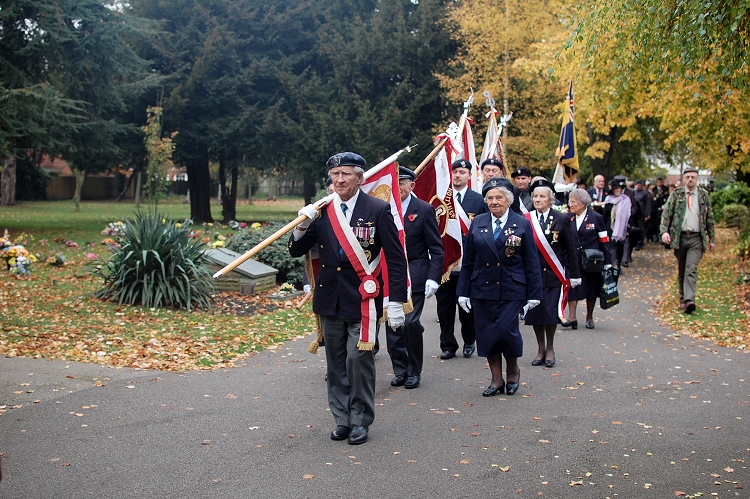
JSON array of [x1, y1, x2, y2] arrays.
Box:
[[554, 80, 579, 183], [359, 161, 412, 313], [413, 134, 463, 282]]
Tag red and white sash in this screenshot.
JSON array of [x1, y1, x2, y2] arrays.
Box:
[[454, 193, 471, 236], [327, 197, 382, 350], [526, 212, 570, 321]]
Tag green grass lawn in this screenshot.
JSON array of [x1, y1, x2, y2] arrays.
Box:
[[0, 197, 316, 371]]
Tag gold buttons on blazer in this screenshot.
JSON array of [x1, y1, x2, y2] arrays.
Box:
[[336, 267, 342, 271], [321, 264, 326, 268], [486, 263, 490, 267], [496, 263, 500, 266]]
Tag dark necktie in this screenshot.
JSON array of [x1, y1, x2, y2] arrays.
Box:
[[539, 213, 545, 229], [339, 203, 348, 256], [456, 191, 462, 204], [493, 219, 502, 240]]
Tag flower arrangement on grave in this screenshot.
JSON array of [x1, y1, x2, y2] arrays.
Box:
[[1, 230, 37, 275]]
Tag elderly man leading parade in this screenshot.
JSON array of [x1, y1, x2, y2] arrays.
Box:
[[289, 152, 408, 445]]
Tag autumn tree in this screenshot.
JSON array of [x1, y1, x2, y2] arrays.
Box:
[[142, 106, 177, 206], [566, 0, 750, 177]]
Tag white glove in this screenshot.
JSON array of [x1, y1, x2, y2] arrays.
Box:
[[570, 278, 582, 288], [303, 284, 311, 294], [522, 299, 540, 316], [458, 296, 471, 313], [603, 264, 612, 270], [296, 204, 319, 229], [424, 279, 439, 299], [387, 301, 405, 329]]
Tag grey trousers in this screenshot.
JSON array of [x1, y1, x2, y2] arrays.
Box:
[[675, 232, 704, 302], [320, 316, 376, 428]]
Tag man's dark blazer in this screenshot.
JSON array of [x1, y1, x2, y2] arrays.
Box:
[[569, 207, 612, 267], [456, 210, 542, 303], [530, 210, 581, 288], [456, 188, 484, 221], [588, 187, 609, 203], [289, 191, 408, 321], [403, 194, 444, 292]]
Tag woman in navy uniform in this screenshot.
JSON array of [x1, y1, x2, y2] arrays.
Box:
[[456, 179, 542, 396], [566, 188, 612, 330], [524, 178, 581, 368]]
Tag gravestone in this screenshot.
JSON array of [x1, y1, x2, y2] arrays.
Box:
[[203, 248, 277, 295]]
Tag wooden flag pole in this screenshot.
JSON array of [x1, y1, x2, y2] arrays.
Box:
[[212, 145, 416, 280], [413, 91, 473, 177]]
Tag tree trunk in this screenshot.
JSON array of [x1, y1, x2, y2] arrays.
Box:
[[303, 177, 317, 205], [587, 124, 623, 180], [73, 168, 86, 212], [185, 150, 213, 223], [116, 172, 134, 202], [228, 165, 238, 221], [0, 156, 17, 206], [134, 172, 142, 208], [218, 154, 238, 223]]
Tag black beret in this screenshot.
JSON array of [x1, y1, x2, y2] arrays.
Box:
[[482, 177, 514, 197], [451, 159, 471, 171], [511, 167, 532, 178], [398, 166, 416, 181], [481, 158, 504, 170], [634, 179, 643, 186], [326, 152, 366, 170], [529, 178, 556, 193], [609, 178, 625, 189], [325, 177, 333, 187]]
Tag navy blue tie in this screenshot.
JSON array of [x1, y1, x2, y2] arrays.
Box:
[[493, 220, 502, 240], [456, 192, 462, 204], [339, 204, 348, 256]]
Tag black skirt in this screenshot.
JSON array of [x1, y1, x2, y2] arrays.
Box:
[[523, 286, 561, 326], [569, 271, 604, 301]]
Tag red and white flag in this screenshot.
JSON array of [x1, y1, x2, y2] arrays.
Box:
[[456, 117, 481, 195], [360, 161, 411, 309], [479, 109, 505, 169], [413, 134, 464, 280]]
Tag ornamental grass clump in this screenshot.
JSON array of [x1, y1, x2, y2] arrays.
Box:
[[91, 211, 214, 311]]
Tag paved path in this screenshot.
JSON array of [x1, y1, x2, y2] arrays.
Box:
[[1, 244, 748, 498]]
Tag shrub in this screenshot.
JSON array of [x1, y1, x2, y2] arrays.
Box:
[[710, 182, 750, 221], [225, 222, 304, 288], [90, 210, 214, 310], [723, 203, 750, 229]]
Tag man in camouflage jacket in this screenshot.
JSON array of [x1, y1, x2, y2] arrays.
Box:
[[659, 168, 715, 314]]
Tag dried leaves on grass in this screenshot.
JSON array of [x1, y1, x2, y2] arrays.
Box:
[[657, 228, 750, 350], [0, 248, 315, 371]]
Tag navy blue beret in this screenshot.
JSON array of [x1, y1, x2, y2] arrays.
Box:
[[511, 167, 532, 178], [530, 178, 556, 193], [482, 177, 514, 197], [326, 152, 366, 170], [451, 159, 471, 171], [481, 158, 504, 170], [325, 177, 333, 187], [398, 166, 416, 181]]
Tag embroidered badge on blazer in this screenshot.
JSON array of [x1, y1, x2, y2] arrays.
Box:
[[551, 231, 560, 243]]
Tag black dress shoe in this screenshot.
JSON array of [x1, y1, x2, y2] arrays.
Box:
[[440, 350, 456, 360], [622, 261, 629, 267], [684, 300, 696, 314], [561, 320, 578, 329], [348, 425, 368, 445], [531, 357, 546, 366], [404, 376, 420, 389], [330, 425, 351, 441], [463, 343, 475, 358], [482, 383, 504, 397], [585, 321, 595, 329], [391, 375, 406, 387], [545, 358, 556, 368], [506, 373, 520, 396]]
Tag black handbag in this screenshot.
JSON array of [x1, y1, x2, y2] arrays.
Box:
[[580, 248, 605, 272], [600, 267, 620, 309]]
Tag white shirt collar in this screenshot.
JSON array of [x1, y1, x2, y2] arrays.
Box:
[[339, 189, 360, 220], [536, 207, 551, 218], [493, 209, 510, 227], [401, 193, 413, 213], [454, 185, 468, 198], [575, 210, 587, 222]]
